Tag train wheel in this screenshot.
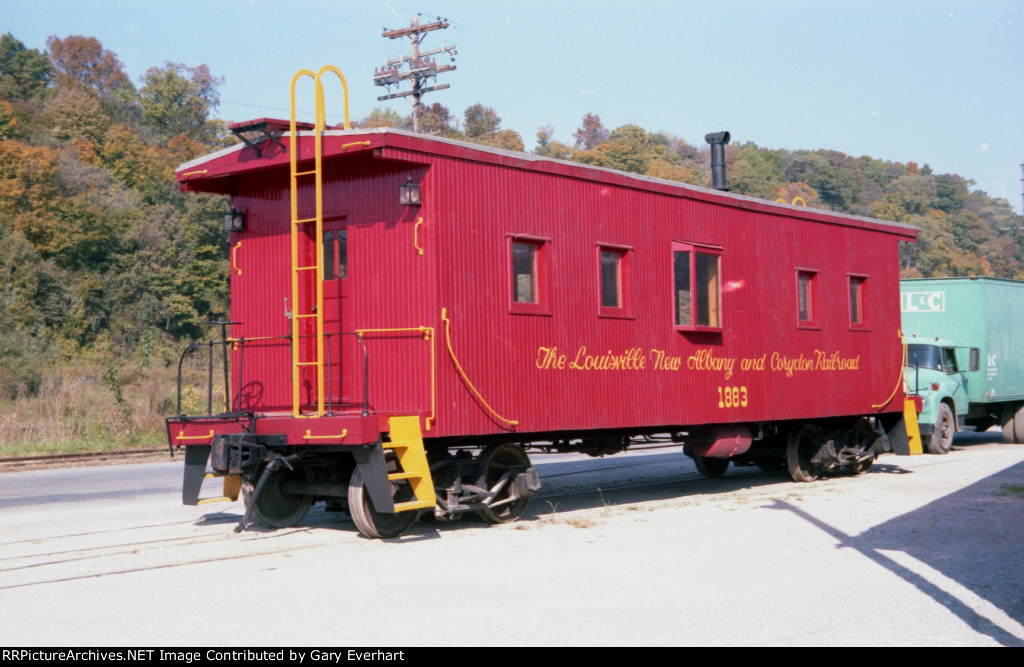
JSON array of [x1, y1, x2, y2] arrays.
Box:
[[476, 442, 533, 524], [845, 418, 876, 475], [243, 466, 313, 529], [693, 454, 730, 478], [927, 403, 955, 455], [347, 464, 418, 539], [786, 423, 822, 483]]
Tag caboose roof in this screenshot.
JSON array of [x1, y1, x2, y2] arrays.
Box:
[[177, 125, 917, 241]]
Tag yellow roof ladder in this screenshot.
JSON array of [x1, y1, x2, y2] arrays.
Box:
[[288, 66, 351, 418]]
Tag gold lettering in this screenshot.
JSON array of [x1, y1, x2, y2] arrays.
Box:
[[568, 346, 646, 371], [536, 346, 566, 370], [740, 354, 766, 371], [650, 349, 682, 371], [686, 348, 735, 379]]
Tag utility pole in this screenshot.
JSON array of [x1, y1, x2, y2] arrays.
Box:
[[374, 15, 456, 133]]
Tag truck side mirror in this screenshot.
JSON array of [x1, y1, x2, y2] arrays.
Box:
[[969, 348, 980, 372]]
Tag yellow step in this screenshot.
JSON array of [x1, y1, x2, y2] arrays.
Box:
[[195, 473, 242, 505], [386, 415, 436, 511]]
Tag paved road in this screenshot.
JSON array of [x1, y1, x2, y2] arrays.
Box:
[[2, 434, 1022, 646]]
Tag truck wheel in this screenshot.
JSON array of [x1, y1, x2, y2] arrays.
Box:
[[1001, 405, 1017, 444], [927, 403, 955, 455], [1014, 403, 1024, 445]]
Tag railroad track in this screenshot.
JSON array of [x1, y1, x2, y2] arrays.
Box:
[[0, 448, 171, 471]]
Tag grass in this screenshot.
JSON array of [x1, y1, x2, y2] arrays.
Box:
[[0, 353, 227, 458]]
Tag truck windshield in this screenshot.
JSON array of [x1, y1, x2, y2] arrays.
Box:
[[907, 344, 941, 371]]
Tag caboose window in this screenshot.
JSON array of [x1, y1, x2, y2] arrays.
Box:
[[322, 229, 348, 280], [797, 270, 818, 328], [512, 242, 538, 303], [509, 236, 550, 315], [600, 250, 621, 307], [849, 275, 867, 328], [673, 242, 721, 331], [598, 244, 632, 318]]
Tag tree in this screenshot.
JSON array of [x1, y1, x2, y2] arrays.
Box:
[[0, 33, 51, 101], [101, 124, 177, 204], [478, 129, 524, 152], [463, 104, 501, 138], [933, 173, 970, 213], [419, 103, 454, 135], [139, 62, 223, 142], [45, 86, 108, 145], [0, 100, 16, 139], [788, 150, 863, 213], [0, 140, 61, 228], [359, 106, 402, 128], [885, 173, 938, 216], [534, 126, 577, 160], [728, 142, 787, 199], [575, 124, 679, 176], [46, 35, 131, 97], [573, 113, 609, 150], [645, 159, 697, 185]]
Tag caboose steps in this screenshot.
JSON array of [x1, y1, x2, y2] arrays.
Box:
[[382, 415, 436, 512]]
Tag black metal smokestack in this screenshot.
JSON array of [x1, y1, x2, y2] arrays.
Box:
[[705, 131, 731, 191]]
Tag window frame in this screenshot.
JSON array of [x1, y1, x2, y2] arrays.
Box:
[[849, 273, 869, 331], [795, 268, 820, 330], [672, 240, 723, 332], [508, 234, 551, 316], [596, 243, 633, 319], [321, 227, 348, 281]]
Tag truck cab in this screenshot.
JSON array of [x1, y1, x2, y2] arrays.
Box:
[[904, 336, 978, 454]]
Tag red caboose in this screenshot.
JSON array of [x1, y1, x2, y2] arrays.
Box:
[[169, 77, 918, 538]]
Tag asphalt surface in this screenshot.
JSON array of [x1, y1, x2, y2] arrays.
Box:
[[1, 433, 1022, 646]]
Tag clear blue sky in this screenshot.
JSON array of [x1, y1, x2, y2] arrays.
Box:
[[5, 0, 1022, 213]]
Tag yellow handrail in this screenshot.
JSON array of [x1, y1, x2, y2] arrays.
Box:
[[303, 429, 348, 440], [176, 430, 215, 443], [414, 217, 424, 256]]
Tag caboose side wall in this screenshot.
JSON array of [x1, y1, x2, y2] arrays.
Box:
[[179, 128, 912, 443], [396, 146, 909, 439]]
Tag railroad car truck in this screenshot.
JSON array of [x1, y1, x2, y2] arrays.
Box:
[[901, 277, 1024, 452], [167, 68, 920, 539]]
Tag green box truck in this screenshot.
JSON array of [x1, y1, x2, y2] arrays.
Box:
[[901, 277, 1024, 453]]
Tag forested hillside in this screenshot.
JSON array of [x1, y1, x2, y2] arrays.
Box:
[[2, 33, 1022, 452]]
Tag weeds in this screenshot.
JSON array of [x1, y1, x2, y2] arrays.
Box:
[[563, 515, 597, 528], [0, 351, 227, 457]]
